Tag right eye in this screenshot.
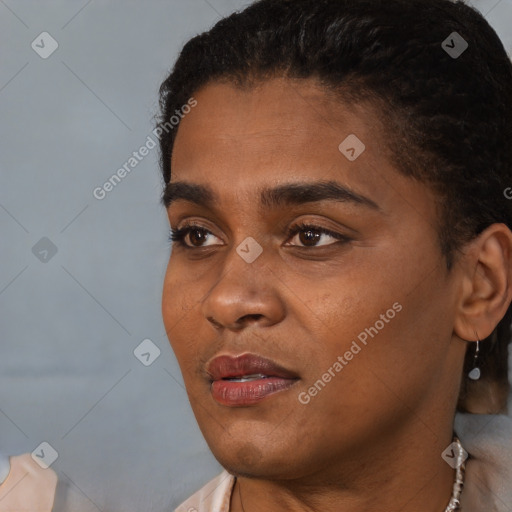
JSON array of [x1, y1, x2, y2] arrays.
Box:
[[169, 224, 223, 248]]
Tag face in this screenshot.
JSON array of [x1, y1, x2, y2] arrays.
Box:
[[162, 77, 466, 481]]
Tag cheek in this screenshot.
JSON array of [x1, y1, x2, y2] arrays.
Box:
[[162, 254, 206, 315], [290, 301, 434, 445], [295, 242, 449, 404], [161, 261, 200, 359]]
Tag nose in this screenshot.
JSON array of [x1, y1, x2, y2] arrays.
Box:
[[200, 259, 286, 332]]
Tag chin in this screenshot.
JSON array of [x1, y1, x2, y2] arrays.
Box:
[[207, 435, 309, 480], [190, 389, 316, 478]]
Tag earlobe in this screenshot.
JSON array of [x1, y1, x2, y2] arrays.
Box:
[[453, 223, 512, 342]]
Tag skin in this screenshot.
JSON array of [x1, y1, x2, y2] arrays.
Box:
[[161, 77, 512, 512]]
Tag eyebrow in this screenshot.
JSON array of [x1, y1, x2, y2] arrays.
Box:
[[162, 179, 380, 211]]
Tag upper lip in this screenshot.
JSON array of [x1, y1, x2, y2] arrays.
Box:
[[206, 353, 299, 381]]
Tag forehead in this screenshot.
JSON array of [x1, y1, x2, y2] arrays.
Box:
[[168, 77, 437, 225], [178, 78, 371, 140], [172, 77, 384, 183]]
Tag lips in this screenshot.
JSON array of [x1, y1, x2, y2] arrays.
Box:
[[206, 353, 299, 406], [207, 353, 298, 381]]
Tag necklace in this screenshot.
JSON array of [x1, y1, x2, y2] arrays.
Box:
[[444, 435, 466, 511], [237, 436, 466, 512]]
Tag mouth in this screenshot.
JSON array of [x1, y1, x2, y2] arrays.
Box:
[[221, 373, 271, 383], [206, 353, 300, 406]]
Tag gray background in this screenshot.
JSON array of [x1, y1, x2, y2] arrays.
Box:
[[1, 0, 511, 510]]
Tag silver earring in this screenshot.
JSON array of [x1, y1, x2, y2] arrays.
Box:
[[468, 339, 481, 380]]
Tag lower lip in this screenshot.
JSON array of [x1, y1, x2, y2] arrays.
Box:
[[211, 377, 298, 406]]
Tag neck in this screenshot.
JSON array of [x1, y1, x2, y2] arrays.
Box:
[[230, 427, 456, 512]]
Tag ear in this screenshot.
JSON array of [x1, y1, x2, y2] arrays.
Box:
[[454, 223, 512, 341]]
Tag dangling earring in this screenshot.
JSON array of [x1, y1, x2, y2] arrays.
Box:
[[468, 338, 481, 380]]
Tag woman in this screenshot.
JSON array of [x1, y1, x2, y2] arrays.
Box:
[[157, 0, 512, 510]]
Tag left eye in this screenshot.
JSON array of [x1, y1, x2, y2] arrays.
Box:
[[285, 223, 350, 247]]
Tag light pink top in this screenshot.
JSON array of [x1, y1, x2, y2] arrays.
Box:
[[0, 454, 57, 511], [175, 470, 235, 512]]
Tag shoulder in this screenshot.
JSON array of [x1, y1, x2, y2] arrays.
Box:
[[0, 453, 57, 511], [175, 470, 235, 512]]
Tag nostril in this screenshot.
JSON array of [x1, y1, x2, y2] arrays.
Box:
[[207, 316, 223, 329], [239, 314, 264, 324]]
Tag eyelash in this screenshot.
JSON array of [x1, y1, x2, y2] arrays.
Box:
[[168, 221, 350, 249]]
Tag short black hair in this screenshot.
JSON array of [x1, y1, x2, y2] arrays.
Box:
[[157, 0, 512, 412]]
